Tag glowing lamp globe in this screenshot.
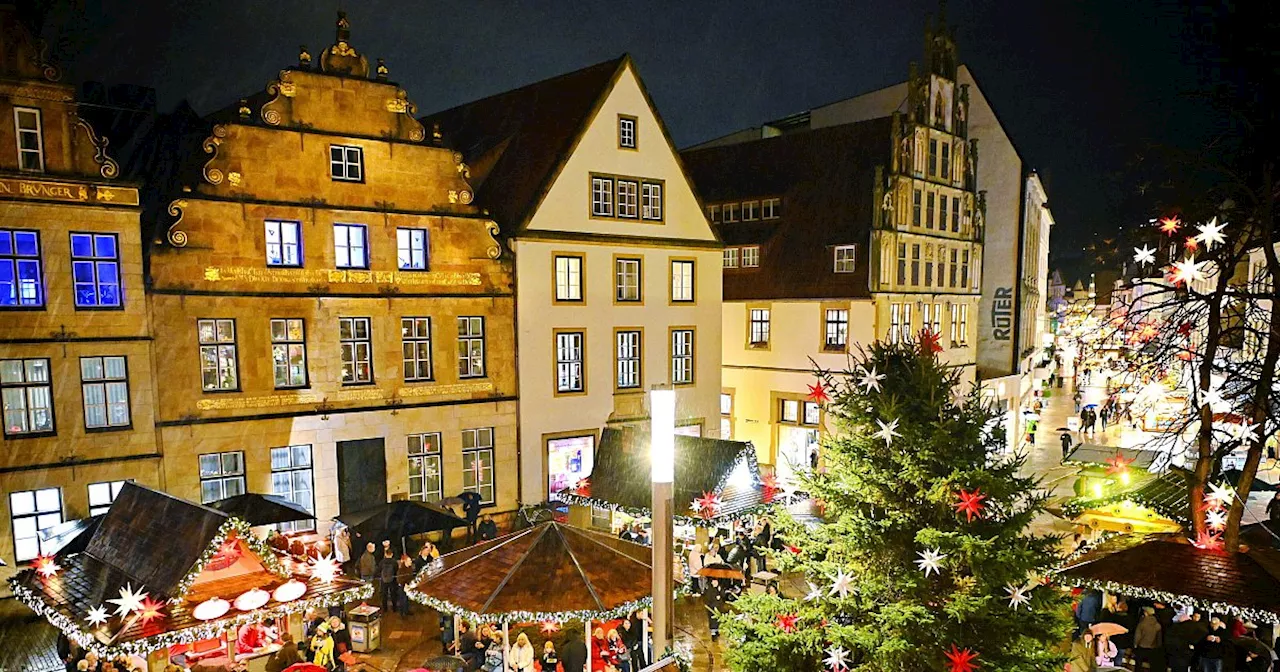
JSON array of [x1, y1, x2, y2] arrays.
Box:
[[272, 579, 307, 603], [192, 597, 230, 621], [233, 588, 270, 612], [650, 388, 675, 483]]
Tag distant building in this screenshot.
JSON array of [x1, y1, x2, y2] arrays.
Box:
[[681, 17, 982, 476], [423, 56, 723, 505]]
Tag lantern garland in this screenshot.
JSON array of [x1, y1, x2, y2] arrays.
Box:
[[168, 517, 289, 603]]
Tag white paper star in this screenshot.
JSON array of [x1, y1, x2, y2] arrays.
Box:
[[874, 418, 901, 446], [824, 645, 850, 671], [805, 582, 824, 602], [915, 548, 947, 577], [1206, 508, 1228, 530], [1231, 422, 1261, 444], [309, 554, 341, 583], [107, 583, 147, 618], [828, 570, 855, 598], [1206, 482, 1235, 509], [1171, 257, 1206, 286], [689, 497, 703, 513], [1196, 217, 1227, 250], [85, 605, 110, 627], [1133, 245, 1156, 265], [858, 366, 885, 393], [1202, 385, 1225, 410], [1005, 583, 1031, 610]]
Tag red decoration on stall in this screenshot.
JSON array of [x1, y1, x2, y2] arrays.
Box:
[[806, 382, 830, 405], [695, 491, 722, 519], [775, 613, 799, 633], [1104, 452, 1135, 476], [136, 597, 166, 625], [573, 478, 591, 496], [953, 489, 987, 522], [918, 329, 944, 354], [944, 645, 980, 672], [205, 535, 243, 572]]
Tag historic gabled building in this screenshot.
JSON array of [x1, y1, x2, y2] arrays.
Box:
[[423, 55, 723, 505], [0, 6, 160, 566], [144, 15, 518, 524], [681, 18, 983, 476]]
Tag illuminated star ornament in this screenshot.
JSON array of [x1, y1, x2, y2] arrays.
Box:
[[874, 418, 902, 446], [775, 613, 799, 633], [1133, 245, 1156, 265], [919, 328, 944, 354], [135, 596, 166, 625], [805, 582, 824, 601], [1194, 529, 1223, 551], [1196, 217, 1227, 250], [945, 645, 981, 672], [824, 645, 850, 671], [309, 554, 341, 584], [85, 605, 110, 628], [1005, 583, 1031, 610], [1206, 508, 1228, 530], [807, 381, 831, 404], [1206, 482, 1235, 509], [1170, 257, 1205, 286], [694, 491, 723, 519], [1104, 452, 1135, 476], [858, 366, 885, 394], [573, 477, 591, 495], [32, 554, 61, 578], [1184, 236, 1199, 252], [539, 621, 561, 635], [107, 583, 148, 618], [828, 570, 855, 598], [915, 548, 947, 577], [953, 488, 987, 522], [1158, 215, 1182, 236], [1230, 422, 1261, 444]]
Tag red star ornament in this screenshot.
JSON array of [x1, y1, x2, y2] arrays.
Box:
[[918, 328, 944, 354], [32, 553, 60, 578], [1158, 215, 1181, 236], [761, 473, 779, 489], [945, 645, 980, 672], [775, 613, 799, 633], [807, 382, 830, 404], [1193, 529, 1223, 551], [785, 544, 802, 556], [539, 621, 560, 635], [573, 478, 591, 496], [953, 488, 987, 522], [136, 596, 166, 625], [1104, 452, 1135, 476], [1183, 236, 1199, 252], [695, 491, 722, 519]]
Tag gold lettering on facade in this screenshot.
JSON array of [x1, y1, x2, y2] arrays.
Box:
[[195, 392, 324, 411], [0, 177, 139, 206], [397, 382, 494, 398], [202, 266, 482, 286], [191, 382, 493, 412]]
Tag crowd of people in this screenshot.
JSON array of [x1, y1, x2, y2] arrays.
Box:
[[1070, 592, 1277, 672], [443, 611, 650, 672]]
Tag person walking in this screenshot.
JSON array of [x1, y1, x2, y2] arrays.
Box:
[[507, 632, 536, 672], [1132, 606, 1163, 672], [378, 541, 398, 613], [1061, 431, 1075, 459], [356, 542, 377, 584], [1100, 405, 1111, 431], [703, 579, 726, 641], [459, 491, 483, 543]]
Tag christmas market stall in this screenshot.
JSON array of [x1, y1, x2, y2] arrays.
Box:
[[406, 521, 671, 672], [553, 427, 790, 539], [1060, 467, 1190, 534], [9, 483, 371, 671], [1056, 533, 1280, 623]]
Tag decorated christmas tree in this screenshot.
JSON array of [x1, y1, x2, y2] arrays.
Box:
[[722, 335, 1071, 672]]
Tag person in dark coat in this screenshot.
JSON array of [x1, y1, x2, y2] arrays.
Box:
[[560, 626, 588, 672], [454, 621, 483, 671], [1061, 431, 1074, 458], [265, 632, 303, 672], [621, 611, 647, 670], [703, 579, 727, 640], [1166, 613, 1207, 672], [458, 491, 483, 542], [1198, 618, 1228, 672], [378, 542, 398, 612], [1075, 589, 1103, 635], [477, 514, 498, 541]]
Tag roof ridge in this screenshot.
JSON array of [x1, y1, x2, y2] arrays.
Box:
[[418, 54, 626, 120]]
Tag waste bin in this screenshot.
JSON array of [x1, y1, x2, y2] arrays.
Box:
[[348, 604, 381, 652]]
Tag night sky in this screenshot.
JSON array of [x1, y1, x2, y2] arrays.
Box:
[[38, 0, 1228, 274]]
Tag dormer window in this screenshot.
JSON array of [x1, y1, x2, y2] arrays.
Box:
[[762, 198, 780, 219], [14, 108, 44, 173], [329, 144, 364, 182], [618, 115, 637, 149], [833, 245, 856, 273], [742, 201, 759, 221]]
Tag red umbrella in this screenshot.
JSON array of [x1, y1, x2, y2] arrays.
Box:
[[284, 664, 329, 672]]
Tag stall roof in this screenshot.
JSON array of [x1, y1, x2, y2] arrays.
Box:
[[1062, 468, 1191, 525], [1064, 444, 1161, 470]]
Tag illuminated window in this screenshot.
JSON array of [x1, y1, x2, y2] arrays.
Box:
[[671, 329, 694, 384], [271, 445, 314, 532], [554, 254, 583, 302], [199, 451, 244, 504], [672, 260, 695, 301], [462, 428, 495, 504], [2, 358, 53, 436], [80, 356, 130, 429], [0, 229, 43, 307], [458, 317, 486, 378], [409, 433, 443, 503], [339, 317, 373, 384], [740, 246, 760, 268], [265, 220, 302, 267], [833, 245, 856, 273], [749, 309, 770, 346], [87, 480, 127, 517], [198, 319, 238, 391], [401, 317, 433, 382], [825, 309, 848, 349], [333, 223, 368, 269], [70, 232, 122, 308], [271, 318, 308, 388], [555, 331, 585, 393], [397, 227, 429, 270], [723, 248, 739, 268], [616, 330, 641, 389], [10, 488, 60, 562]]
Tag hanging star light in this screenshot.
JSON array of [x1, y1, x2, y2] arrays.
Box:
[[539, 620, 561, 635], [915, 548, 947, 577], [1206, 482, 1235, 509], [32, 554, 61, 578], [107, 583, 148, 618], [775, 613, 799, 633], [135, 596, 166, 625], [824, 645, 850, 671], [858, 366, 885, 393], [1005, 583, 1031, 610], [1133, 245, 1156, 265], [953, 488, 987, 522], [1206, 508, 1228, 530], [1158, 215, 1182, 236], [944, 645, 981, 672], [1202, 385, 1225, 410], [1170, 257, 1206, 286], [695, 491, 723, 519], [85, 605, 110, 628], [1193, 529, 1223, 550], [1231, 422, 1261, 444], [874, 418, 901, 446], [309, 554, 341, 584], [919, 329, 944, 354], [828, 570, 855, 598], [1104, 452, 1135, 476], [1184, 236, 1199, 252], [805, 582, 824, 601], [1196, 217, 1227, 250], [807, 382, 831, 404]]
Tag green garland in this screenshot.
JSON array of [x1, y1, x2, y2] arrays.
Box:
[[1057, 574, 1280, 623], [552, 490, 790, 528], [9, 572, 372, 658], [169, 517, 291, 603]]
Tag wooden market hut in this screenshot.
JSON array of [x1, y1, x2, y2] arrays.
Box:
[[1056, 533, 1280, 622], [9, 483, 371, 670], [1061, 468, 1189, 534]]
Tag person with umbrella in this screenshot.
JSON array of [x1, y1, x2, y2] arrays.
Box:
[[703, 578, 727, 641], [458, 491, 483, 543], [1061, 430, 1075, 459]]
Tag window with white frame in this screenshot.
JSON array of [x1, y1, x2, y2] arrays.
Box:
[[740, 246, 760, 268], [923, 302, 942, 336], [671, 260, 695, 302], [458, 317, 486, 378], [87, 480, 127, 517], [671, 329, 694, 384], [825, 309, 848, 350], [803, 401, 821, 426], [591, 176, 614, 217], [265, 220, 302, 267], [615, 258, 641, 302], [270, 318, 308, 388], [2, 358, 53, 437], [329, 144, 363, 181], [616, 330, 641, 389], [462, 428, 495, 504], [723, 203, 740, 222], [199, 451, 245, 504], [198, 319, 238, 391], [70, 233, 122, 308], [555, 331, 585, 393], [333, 223, 368, 269], [409, 433, 443, 502], [890, 302, 913, 344], [707, 205, 721, 222], [720, 393, 732, 439], [952, 303, 969, 345], [80, 356, 129, 429], [339, 317, 373, 384], [749, 308, 770, 346], [554, 255, 583, 302], [10, 488, 60, 562], [722, 248, 739, 268], [617, 179, 639, 218], [401, 317, 433, 381], [762, 198, 780, 219], [642, 182, 663, 220], [271, 445, 314, 532], [618, 116, 636, 149], [742, 201, 759, 221], [397, 227, 429, 270], [14, 107, 44, 172], [780, 399, 799, 423], [0, 229, 43, 308], [833, 245, 856, 273]]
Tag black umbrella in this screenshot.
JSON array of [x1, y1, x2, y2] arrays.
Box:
[[334, 500, 466, 551], [209, 493, 315, 526]]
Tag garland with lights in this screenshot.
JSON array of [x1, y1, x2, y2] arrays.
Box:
[[168, 517, 290, 603], [1060, 485, 1190, 526], [9, 572, 372, 658], [551, 490, 791, 528], [1056, 574, 1280, 624]]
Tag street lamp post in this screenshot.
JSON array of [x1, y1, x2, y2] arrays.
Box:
[[650, 386, 676, 657]]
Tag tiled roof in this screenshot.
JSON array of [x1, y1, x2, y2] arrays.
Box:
[[680, 118, 893, 301]]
